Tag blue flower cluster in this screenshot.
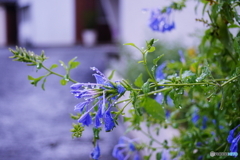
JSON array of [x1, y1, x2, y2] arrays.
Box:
[[70, 67, 126, 131], [227, 124, 240, 156], [112, 136, 141, 160], [149, 8, 175, 32]]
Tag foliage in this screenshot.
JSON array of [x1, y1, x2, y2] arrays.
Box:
[[9, 0, 240, 160]]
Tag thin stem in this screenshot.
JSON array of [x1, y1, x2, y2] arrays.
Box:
[[140, 130, 162, 146], [42, 65, 78, 83], [157, 82, 217, 87], [221, 75, 240, 87]]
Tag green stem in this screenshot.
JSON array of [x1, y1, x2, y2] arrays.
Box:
[[140, 130, 162, 146], [157, 82, 218, 87], [221, 75, 240, 87], [42, 65, 77, 83]]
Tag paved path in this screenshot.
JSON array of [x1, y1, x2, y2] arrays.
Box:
[[0, 45, 123, 160]]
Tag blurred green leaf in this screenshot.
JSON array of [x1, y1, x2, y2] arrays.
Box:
[[50, 64, 58, 70], [142, 97, 165, 121], [134, 73, 144, 88]]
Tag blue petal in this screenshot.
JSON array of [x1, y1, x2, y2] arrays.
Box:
[[104, 110, 115, 131], [70, 83, 83, 90], [90, 143, 101, 160], [117, 85, 126, 94], [201, 116, 208, 129], [112, 147, 125, 160], [74, 101, 89, 113], [95, 115, 101, 128], [133, 152, 141, 160], [230, 133, 240, 154], [93, 74, 106, 84], [129, 143, 136, 151], [78, 112, 92, 126], [227, 124, 240, 143]]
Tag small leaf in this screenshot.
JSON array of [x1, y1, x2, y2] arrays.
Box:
[[141, 97, 165, 121], [69, 61, 80, 69], [50, 64, 58, 70], [60, 79, 67, 85], [28, 75, 35, 80], [41, 77, 47, 90], [108, 70, 115, 80], [153, 55, 164, 65], [156, 152, 162, 160], [123, 43, 137, 47], [148, 46, 155, 52], [134, 73, 144, 88], [142, 80, 150, 94]]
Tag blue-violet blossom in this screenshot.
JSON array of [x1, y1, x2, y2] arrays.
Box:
[[227, 124, 240, 156], [112, 136, 141, 160], [70, 67, 126, 131], [149, 7, 175, 32], [90, 143, 101, 160]]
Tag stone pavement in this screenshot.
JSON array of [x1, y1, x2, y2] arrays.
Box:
[[0, 45, 124, 160]]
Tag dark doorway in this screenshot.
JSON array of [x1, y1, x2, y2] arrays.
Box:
[[5, 3, 18, 45]]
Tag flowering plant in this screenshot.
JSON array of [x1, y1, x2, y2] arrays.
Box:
[[9, 0, 240, 159]]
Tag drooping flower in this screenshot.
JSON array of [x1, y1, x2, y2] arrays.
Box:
[[70, 67, 126, 130], [90, 143, 101, 160], [149, 7, 175, 32], [112, 136, 141, 160], [227, 124, 240, 155]]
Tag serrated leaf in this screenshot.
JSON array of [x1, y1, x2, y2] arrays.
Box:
[[134, 73, 144, 88], [50, 64, 58, 70], [153, 55, 164, 65], [108, 70, 115, 80], [142, 97, 165, 121], [60, 79, 67, 85]]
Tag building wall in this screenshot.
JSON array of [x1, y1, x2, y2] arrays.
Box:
[[18, 0, 75, 46], [0, 5, 6, 46], [119, 0, 206, 54]]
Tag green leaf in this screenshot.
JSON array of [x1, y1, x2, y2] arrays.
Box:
[[50, 64, 58, 70], [59, 60, 67, 69], [123, 43, 137, 47], [228, 24, 240, 28], [148, 46, 155, 52], [93, 127, 102, 139], [153, 55, 164, 65], [142, 80, 150, 94], [156, 152, 162, 160], [69, 61, 80, 69], [196, 66, 211, 82], [60, 79, 67, 85], [142, 97, 165, 121], [28, 75, 35, 80], [134, 73, 144, 88], [41, 77, 47, 90], [108, 70, 115, 80]]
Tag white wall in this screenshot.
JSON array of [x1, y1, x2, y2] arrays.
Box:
[[18, 0, 75, 46], [0, 5, 6, 46], [119, 0, 207, 56]]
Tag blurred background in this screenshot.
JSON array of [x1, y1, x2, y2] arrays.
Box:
[[0, 0, 207, 159]]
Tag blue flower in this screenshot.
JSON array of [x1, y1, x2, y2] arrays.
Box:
[[90, 143, 101, 160], [227, 124, 240, 155], [78, 112, 92, 126], [104, 110, 115, 131], [155, 62, 166, 81], [178, 50, 186, 64], [70, 67, 126, 129], [149, 8, 175, 32], [112, 136, 141, 160], [191, 109, 199, 124]]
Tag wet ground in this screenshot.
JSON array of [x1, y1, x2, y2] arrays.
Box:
[[0, 45, 124, 160]]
